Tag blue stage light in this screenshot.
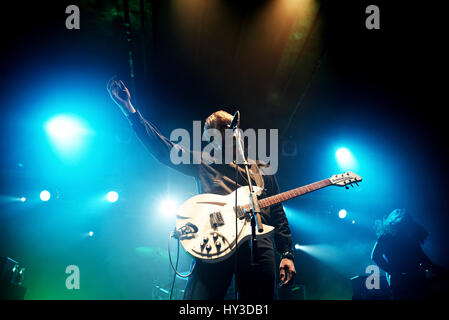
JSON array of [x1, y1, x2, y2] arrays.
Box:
[[88, 231, 94, 237], [338, 209, 347, 219], [159, 197, 178, 216], [106, 191, 119, 203], [45, 114, 89, 155], [294, 244, 301, 250], [336, 147, 355, 170], [40, 190, 51, 202], [20, 197, 26, 202]]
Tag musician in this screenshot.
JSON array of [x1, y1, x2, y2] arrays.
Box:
[[107, 77, 296, 300], [371, 208, 440, 299]]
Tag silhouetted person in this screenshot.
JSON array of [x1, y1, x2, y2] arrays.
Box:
[[371, 208, 440, 299]]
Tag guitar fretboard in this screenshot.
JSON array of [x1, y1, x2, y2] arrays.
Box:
[[258, 179, 332, 208]]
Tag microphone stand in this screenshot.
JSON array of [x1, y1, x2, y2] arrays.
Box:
[[232, 120, 264, 269]]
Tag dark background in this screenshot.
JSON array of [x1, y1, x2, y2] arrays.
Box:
[[0, 0, 447, 299]]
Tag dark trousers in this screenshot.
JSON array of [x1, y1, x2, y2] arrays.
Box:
[[183, 237, 276, 300]]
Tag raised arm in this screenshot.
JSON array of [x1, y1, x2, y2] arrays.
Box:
[[107, 77, 199, 177], [107, 76, 136, 116]]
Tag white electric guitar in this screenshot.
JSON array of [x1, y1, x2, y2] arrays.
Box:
[[175, 172, 362, 263]]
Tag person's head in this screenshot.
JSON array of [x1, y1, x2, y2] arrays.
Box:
[[203, 110, 234, 150], [375, 208, 429, 243]]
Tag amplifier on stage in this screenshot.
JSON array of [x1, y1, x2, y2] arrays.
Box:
[[0, 257, 26, 300]]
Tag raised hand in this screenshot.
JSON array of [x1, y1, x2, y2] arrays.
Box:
[[107, 76, 136, 116]]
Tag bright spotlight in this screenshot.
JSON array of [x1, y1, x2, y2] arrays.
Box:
[[352, 220, 356, 224], [292, 244, 347, 272], [88, 231, 94, 237], [106, 191, 119, 203], [294, 244, 301, 250], [159, 197, 178, 216], [338, 209, 347, 219], [45, 114, 89, 154], [40, 190, 51, 202], [336, 147, 355, 170], [20, 197, 26, 202]]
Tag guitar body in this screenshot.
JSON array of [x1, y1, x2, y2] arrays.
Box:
[[174, 172, 362, 263], [175, 186, 274, 263]]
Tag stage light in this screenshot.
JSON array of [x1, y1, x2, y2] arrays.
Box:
[[292, 244, 346, 268], [336, 147, 355, 170], [106, 191, 119, 203], [338, 209, 347, 219], [45, 114, 89, 154], [159, 197, 178, 216], [284, 206, 339, 241], [352, 220, 356, 224], [20, 197, 26, 202], [40, 190, 51, 202], [294, 244, 301, 250], [88, 231, 94, 237]]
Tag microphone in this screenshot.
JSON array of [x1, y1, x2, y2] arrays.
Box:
[[228, 111, 240, 129]]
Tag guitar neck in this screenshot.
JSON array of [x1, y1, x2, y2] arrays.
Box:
[[258, 179, 332, 209]]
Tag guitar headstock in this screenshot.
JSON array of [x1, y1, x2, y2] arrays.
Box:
[[329, 172, 362, 189]]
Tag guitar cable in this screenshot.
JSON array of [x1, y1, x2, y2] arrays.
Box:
[[168, 231, 180, 300], [234, 153, 239, 300], [168, 230, 196, 299], [167, 177, 201, 299]]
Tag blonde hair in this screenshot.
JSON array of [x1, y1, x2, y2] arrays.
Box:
[[374, 208, 428, 243], [204, 110, 233, 130]]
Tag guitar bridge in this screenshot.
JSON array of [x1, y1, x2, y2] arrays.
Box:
[[210, 211, 224, 229]]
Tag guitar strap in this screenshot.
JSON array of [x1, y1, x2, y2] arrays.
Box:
[[250, 162, 265, 191], [194, 177, 203, 194]]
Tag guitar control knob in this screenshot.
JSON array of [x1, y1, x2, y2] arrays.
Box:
[[215, 241, 221, 249], [206, 244, 211, 251], [212, 232, 218, 240], [200, 236, 209, 249]]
